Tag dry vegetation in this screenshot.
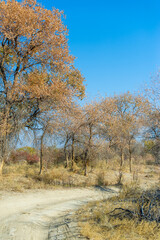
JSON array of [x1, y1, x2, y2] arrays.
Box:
[[78, 184, 160, 240], [0, 2, 159, 239], [0, 159, 159, 192], [0, 163, 93, 192], [0, 162, 104, 191]]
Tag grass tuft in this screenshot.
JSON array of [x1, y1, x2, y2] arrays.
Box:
[[79, 186, 160, 240]]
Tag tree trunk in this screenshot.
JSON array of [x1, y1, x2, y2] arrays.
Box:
[[0, 158, 4, 176], [39, 135, 43, 175], [0, 132, 7, 175], [84, 149, 88, 176], [129, 141, 132, 173], [120, 148, 124, 167], [71, 134, 75, 171], [117, 170, 123, 185], [84, 124, 93, 176], [65, 151, 69, 168], [64, 135, 69, 168], [84, 161, 87, 176]]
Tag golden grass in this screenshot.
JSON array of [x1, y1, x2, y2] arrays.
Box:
[[80, 220, 160, 240], [94, 160, 160, 189], [0, 160, 159, 192], [0, 162, 101, 191], [79, 186, 160, 240]]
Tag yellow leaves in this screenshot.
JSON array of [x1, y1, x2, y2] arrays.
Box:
[[0, 0, 85, 164]]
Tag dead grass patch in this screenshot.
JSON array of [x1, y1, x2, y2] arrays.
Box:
[[78, 186, 160, 240], [0, 161, 159, 192], [0, 163, 99, 191]]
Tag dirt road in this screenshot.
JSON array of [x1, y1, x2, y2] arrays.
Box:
[[0, 187, 118, 240]]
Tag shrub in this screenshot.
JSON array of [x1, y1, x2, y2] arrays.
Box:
[[95, 171, 108, 186], [79, 188, 160, 240], [25, 153, 39, 165], [8, 149, 39, 165], [17, 146, 37, 155]]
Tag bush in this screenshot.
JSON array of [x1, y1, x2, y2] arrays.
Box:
[[17, 146, 37, 155], [79, 188, 160, 240], [8, 149, 39, 165], [25, 153, 39, 165], [95, 171, 108, 186]]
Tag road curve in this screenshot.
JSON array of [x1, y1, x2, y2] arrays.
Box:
[[0, 187, 118, 240]]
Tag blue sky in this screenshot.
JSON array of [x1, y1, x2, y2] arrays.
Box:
[[39, 0, 160, 99]]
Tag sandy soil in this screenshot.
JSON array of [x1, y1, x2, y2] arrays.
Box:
[[0, 187, 118, 240]]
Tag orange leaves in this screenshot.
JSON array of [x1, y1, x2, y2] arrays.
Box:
[[0, 0, 85, 164], [22, 70, 71, 104], [0, 0, 85, 106], [0, 0, 74, 70], [65, 66, 85, 99], [26, 71, 48, 87], [0, 0, 85, 102]]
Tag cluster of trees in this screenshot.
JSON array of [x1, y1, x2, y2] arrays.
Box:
[[42, 91, 158, 176], [0, 0, 85, 173], [0, 0, 159, 176], [7, 89, 160, 176]]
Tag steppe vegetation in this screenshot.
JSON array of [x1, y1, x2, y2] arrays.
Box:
[[0, 0, 159, 181], [0, 1, 159, 239], [79, 186, 160, 240]]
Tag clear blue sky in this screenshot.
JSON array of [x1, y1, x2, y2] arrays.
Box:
[[39, 0, 160, 98]]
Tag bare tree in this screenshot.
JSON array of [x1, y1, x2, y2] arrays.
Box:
[[143, 75, 160, 164], [100, 92, 145, 173]]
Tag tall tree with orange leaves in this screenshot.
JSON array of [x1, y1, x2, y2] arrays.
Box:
[[0, 0, 85, 173]]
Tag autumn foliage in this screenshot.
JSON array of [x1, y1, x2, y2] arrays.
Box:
[[0, 0, 85, 173], [9, 150, 39, 165], [0, 0, 159, 178]]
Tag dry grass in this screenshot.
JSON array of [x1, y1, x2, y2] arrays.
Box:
[[0, 160, 159, 192], [80, 219, 160, 240], [0, 162, 104, 192], [94, 160, 160, 189], [78, 186, 160, 240]]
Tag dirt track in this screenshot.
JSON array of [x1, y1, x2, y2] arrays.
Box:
[[0, 187, 118, 240]]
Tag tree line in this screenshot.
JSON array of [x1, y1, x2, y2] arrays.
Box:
[[0, 0, 159, 176]]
